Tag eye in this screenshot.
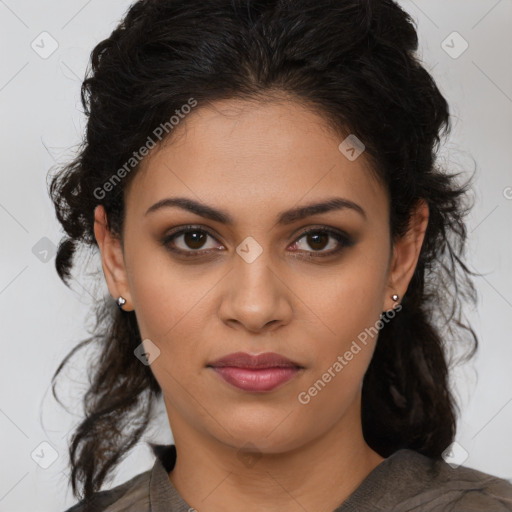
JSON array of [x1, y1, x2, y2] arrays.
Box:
[[162, 225, 223, 256], [161, 225, 353, 259], [289, 227, 353, 258]]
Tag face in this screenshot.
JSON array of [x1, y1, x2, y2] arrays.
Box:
[[95, 98, 427, 455]]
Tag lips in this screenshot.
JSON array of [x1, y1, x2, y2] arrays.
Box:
[[207, 352, 303, 392], [208, 351, 302, 369]]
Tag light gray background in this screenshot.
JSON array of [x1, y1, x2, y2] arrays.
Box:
[[1, 1, 511, 510]]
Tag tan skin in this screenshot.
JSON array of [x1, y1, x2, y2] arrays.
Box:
[[94, 98, 428, 512]]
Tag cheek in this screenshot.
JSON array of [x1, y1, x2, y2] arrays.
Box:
[[310, 257, 388, 348], [300, 252, 388, 398], [131, 277, 208, 363], [125, 231, 199, 333], [295, 292, 383, 431]]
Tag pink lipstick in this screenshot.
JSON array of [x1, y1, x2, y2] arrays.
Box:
[[207, 352, 302, 392]]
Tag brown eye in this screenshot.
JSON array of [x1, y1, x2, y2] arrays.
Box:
[[182, 230, 208, 249], [162, 226, 222, 256], [290, 228, 353, 257], [305, 232, 329, 251]]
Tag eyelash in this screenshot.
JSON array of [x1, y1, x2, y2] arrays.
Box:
[[161, 225, 354, 260]]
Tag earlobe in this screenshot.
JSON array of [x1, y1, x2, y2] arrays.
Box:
[[385, 199, 429, 310], [93, 205, 133, 311]]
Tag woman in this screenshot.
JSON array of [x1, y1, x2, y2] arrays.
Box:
[[50, 0, 512, 510]]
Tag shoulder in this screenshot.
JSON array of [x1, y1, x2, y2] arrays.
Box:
[[62, 469, 151, 512], [387, 449, 512, 511], [62, 443, 177, 512]]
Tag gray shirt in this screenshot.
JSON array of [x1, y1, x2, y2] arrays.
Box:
[[64, 444, 512, 511]]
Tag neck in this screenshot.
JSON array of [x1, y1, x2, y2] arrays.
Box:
[[166, 394, 385, 512]]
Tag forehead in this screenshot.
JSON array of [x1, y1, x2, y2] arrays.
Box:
[[125, 98, 387, 224]]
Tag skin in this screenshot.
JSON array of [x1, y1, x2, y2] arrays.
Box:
[[94, 97, 429, 512]]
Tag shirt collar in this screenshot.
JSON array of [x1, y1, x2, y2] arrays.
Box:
[[149, 444, 194, 512]]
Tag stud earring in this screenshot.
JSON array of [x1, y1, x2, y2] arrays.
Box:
[[382, 293, 400, 316], [116, 296, 127, 310]]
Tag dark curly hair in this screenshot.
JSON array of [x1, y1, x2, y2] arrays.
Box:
[[48, 0, 479, 504]]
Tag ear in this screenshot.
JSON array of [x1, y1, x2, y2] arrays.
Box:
[[93, 205, 134, 311], [384, 199, 429, 311]]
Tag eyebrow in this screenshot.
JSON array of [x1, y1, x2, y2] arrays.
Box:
[[145, 196, 366, 224]]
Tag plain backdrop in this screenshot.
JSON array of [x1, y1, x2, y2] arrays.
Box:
[[1, 0, 511, 510]]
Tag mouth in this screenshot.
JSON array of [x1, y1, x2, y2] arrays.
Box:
[[207, 352, 304, 392], [209, 366, 302, 392]]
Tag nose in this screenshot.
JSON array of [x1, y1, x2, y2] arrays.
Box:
[[217, 250, 293, 334]]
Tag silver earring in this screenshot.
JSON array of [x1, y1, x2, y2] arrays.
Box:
[[381, 293, 401, 317], [117, 296, 127, 309]]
